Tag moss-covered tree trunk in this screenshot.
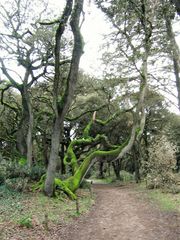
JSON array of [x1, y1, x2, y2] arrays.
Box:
[[61, 139, 129, 197], [44, 0, 84, 196]]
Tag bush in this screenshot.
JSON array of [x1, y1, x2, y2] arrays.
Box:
[[0, 157, 46, 191], [18, 215, 33, 228], [80, 180, 92, 189], [0, 164, 6, 184], [142, 135, 177, 190], [120, 170, 134, 182], [29, 165, 46, 181], [5, 177, 28, 192]]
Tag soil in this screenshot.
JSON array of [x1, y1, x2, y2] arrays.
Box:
[[1, 184, 180, 240], [59, 184, 180, 240]]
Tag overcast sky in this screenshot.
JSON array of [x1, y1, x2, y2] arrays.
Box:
[[48, 0, 110, 76]]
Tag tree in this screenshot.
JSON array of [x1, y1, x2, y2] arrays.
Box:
[[0, 0, 52, 166], [44, 0, 85, 196], [162, 0, 180, 111], [95, 0, 156, 165]]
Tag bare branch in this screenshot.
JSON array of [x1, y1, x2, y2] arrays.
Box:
[[0, 58, 22, 89]]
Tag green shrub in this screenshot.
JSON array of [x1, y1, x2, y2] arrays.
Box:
[[120, 170, 134, 182], [80, 180, 92, 189], [29, 165, 46, 181], [0, 156, 46, 189], [5, 177, 28, 192], [0, 165, 6, 184], [18, 157, 27, 166], [142, 135, 177, 189], [163, 184, 180, 194], [18, 215, 33, 228]]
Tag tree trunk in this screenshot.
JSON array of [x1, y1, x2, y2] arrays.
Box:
[[16, 125, 27, 157], [98, 161, 104, 178], [112, 160, 121, 180], [44, 0, 84, 196], [26, 91, 33, 167], [16, 94, 28, 157], [44, 117, 62, 196], [62, 139, 130, 196], [16, 90, 33, 166], [132, 145, 141, 183], [165, 15, 180, 111], [60, 143, 66, 174], [42, 132, 49, 167]]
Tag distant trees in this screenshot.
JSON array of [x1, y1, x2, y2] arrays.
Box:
[[0, 0, 53, 166]]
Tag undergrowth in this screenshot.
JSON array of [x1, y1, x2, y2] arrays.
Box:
[[91, 170, 134, 184], [138, 183, 180, 212], [0, 184, 94, 228]]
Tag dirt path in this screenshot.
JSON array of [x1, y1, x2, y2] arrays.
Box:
[[59, 184, 180, 240]]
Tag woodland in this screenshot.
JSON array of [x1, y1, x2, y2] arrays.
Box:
[[0, 0, 180, 237]]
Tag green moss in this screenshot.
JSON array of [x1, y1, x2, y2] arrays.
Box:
[[32, 174, 46, 191], [18, 215, 33, 228], [18, 157, 27, 166], [135, 127, 141, 134], [54, 178, 77, 200], [63, 134, 104, 174], [63, 138, 129, 194], [83, 119, 93, 138], [64, 144, 78, 174]]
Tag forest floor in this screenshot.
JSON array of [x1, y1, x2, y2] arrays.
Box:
[[1, 183, 180, 240], [59, 183, 180, 240]]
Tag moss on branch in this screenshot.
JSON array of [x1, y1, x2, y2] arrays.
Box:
[[83, 119, 93, 139], [95, 112, 118, 125], [35, 136, 129, 199], [38, 112, 132, 199], [63, 134, 111, 173]]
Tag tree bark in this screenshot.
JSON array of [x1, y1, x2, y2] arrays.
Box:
[[26, 90, 33, 167], [16, 88, 33, 168], [44, 117, 62, 195], [112, 160, 121, 180], [98, 161, 104, 178], [60, 143, 66, 174]]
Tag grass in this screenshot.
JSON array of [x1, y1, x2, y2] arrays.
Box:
[[90, 171, 134, 184], [0, 184, 95, 227], [138, 183, 180, 212], [91, 176, 116, 184]]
